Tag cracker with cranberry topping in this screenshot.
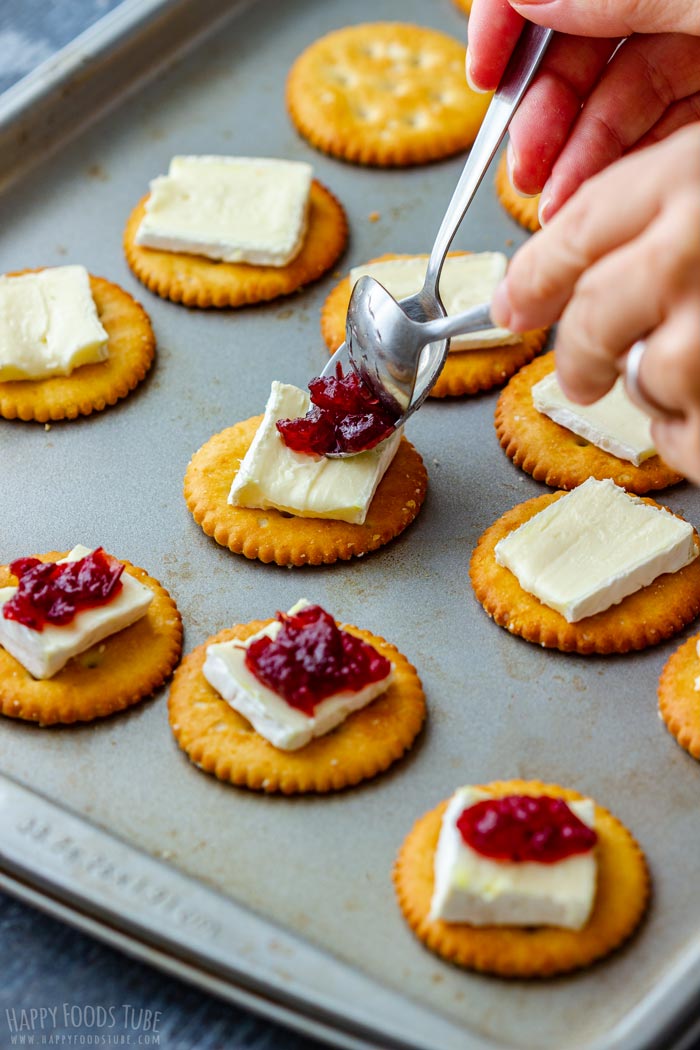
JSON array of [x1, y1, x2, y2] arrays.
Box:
[[495, 150, 541, 233], [123, 181, 347, 308], [393, 779, 649, 977], [470, 491, 700, 654], [658, 634, 700, 759], [286, 23, 490, 167], [168, 618, 425, 794], [183, 416, 427, 566], [0, 551, 182, 725], [320, 253, 548, 398], [496, 352, 684, 493], [0, 273, 154, 423]]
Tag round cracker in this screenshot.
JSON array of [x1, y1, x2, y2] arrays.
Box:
[[123, 180, 348, 308], [658, 634, 700, 759], [183, 417, 428, 566], [470, 491, 700, 654], [168, 619, 426, 794], [0, 273, 155, 423], [495, 151, 541, 233], [496, 352, 684, 493], [320, 253, 548, 398], [286, 23, 491, 167], [0, 552, 182, 725], [393, 779, 649, 978]]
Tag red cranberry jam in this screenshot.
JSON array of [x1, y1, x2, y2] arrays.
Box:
[[245, 604, 391, 715], [276, 368, 400, 456], [457, 794, 597, 864], [3, 548, 124, 631]]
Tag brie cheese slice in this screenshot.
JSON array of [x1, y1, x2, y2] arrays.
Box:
[[0, 545, 153, 679], [429, 786, 597, 929], [135, 156, 313, 266], [203, 600, 394, 751], [0, 266, 108, 381], [494, 478, 697, 622], [532, 372, 656, 465], [228, 382, 402, 525]]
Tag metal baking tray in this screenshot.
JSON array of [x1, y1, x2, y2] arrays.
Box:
[[2, 1, 700, 1047]]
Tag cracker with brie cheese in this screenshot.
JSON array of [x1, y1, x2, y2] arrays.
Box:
[[168, 617, 425, 794], [123, 176, 348, 309], [0, 551, 182, 725], [470, 484, 700, 654], [496, 352, 684, 493], [183, 414, 427, 566], [393, 779, 649, 977], [286, 23, 490, 168], [658, 634, 700, 760], [495, 150, 541, 233], [320, 253, 548, 397], [0, 270, 154, 423]]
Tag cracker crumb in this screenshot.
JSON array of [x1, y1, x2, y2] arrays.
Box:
[[505, 238, 514, 247], [44, 423, 51, 432], [368, 211, 381, 223]]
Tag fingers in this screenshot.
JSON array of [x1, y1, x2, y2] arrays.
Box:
[[636, 93, 700, 149], [491, 142, 670, 333], [466, 0, 524, 91], [540, 34, 700, 219], [510, 0, 700, 37], [647, 303, 700, 482], [552, 183, 700, 405], [506, 35, 617, 194]]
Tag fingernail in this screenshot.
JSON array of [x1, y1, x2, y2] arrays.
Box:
[[538, 178, 553, 225], [491, 279, 512, 328], [465, 49, 488, 94], [506, 141, 517, 184]]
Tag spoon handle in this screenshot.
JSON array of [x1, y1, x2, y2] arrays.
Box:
[[423, 301, 494, 342], [423, 22, 553, 297]]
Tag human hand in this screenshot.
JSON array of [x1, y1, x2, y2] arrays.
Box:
[[490, 126, 700, 482], [467, 0, 700, 222]]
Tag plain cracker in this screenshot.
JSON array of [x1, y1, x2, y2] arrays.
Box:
[[286, 23, 490, 167], [658, 634, 700, 759]]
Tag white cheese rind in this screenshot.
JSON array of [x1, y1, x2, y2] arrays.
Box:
[[429, 787, 597, 929], [0, 266, 108, 381], [202, 600, 394, 751], [349, 254, 521, 351], [532, 373, 656, 466], [0, 545, 153, 679], [135, 156, 313, 266], [227, 381, 402, 525], [494, 478, 697, 622]]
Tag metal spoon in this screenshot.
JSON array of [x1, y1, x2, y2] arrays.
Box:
[[321, 22, 553, 450]]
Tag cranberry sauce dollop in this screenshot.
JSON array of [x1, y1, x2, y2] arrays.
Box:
[[3, 548, 124, 631], [245, 603, 391, 715], [457, 795, 597, 864], [276, 367, 400, 456]]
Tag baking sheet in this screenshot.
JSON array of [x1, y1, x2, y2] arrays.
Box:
[[2, 0, 700, 1048]]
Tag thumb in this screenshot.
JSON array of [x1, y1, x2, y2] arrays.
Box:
[[510, 0, 699, 37]]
